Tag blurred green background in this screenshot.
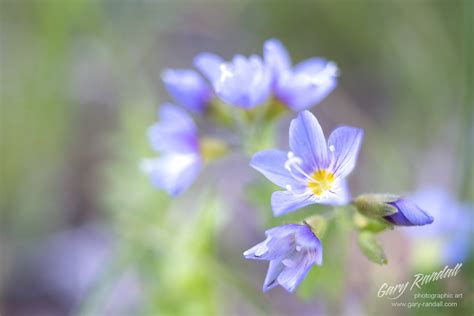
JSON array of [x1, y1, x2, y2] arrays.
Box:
[[1, 1, 472, 315]]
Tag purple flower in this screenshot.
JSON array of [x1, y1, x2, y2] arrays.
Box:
[[195, 53, 272, 109], [194, 52, 224, 84], [243, 224, 322, 293], [142, 103, 201, 196], [250, 110, 363, 216], [264, 39, 338, 111], [383, 198, 434, 226], [161, 69, 211, 113], [403, 187, 471, 263]]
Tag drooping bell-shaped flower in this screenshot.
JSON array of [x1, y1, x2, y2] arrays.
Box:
[[243, 224, 323, 293]]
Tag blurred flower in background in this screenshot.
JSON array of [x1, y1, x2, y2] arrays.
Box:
[[161, 69, 212, 113], [264, 39, 339, 111], [403, 187, 472, 265], [210, 54, 272, 108], [142, 104, 202, 196]]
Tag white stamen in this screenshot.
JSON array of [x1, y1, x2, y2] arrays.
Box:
[[284, 152, 313, 181], [285, 184, 310, 198], [296, 245, 302, 252], [283, 152, 333, 199], [329, 145, 335, 152], [219, 64, 233, 81], [284, 152, 304, 172]]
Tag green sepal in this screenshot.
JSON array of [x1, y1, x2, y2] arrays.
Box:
[[353, 211, 393, 233], [262, 97, 290, 121], [303, 215, 328, 238], [353, 194, 399, 219], [358, 231, 388, 265]]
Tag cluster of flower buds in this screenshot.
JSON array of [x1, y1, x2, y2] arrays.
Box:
[[143, 39, 435, 293]]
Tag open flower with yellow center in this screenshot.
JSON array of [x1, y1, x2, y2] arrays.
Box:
[[250, 110, 363, 216]]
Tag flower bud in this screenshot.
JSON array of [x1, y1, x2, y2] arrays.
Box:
[[354, 194, 434, 226]]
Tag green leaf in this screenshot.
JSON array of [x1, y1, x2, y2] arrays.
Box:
[[357, 231, 388, 265]]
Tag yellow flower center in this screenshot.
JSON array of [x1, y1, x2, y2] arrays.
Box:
[[200, 137, 228, 164], [308, 169, 335, 196]]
